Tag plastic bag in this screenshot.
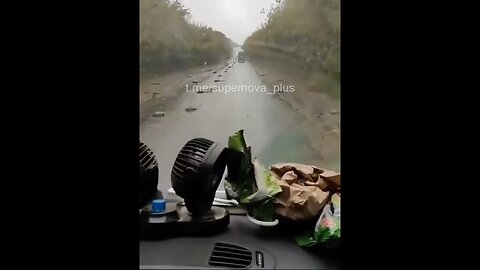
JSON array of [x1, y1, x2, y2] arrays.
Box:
[[296, 193, 340, 248], [224, 130, 282, 221]]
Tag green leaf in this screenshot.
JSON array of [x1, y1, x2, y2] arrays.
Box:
[[225, 130, 257, 201], [225, 130, 281, 207], [264, 170, 282, 196], [228, 130, 248, 154]]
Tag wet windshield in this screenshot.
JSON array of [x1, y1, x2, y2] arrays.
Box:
[[140, 0, 340, 195]]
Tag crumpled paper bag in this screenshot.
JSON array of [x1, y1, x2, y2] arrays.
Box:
[[271, 163, 340, 220]]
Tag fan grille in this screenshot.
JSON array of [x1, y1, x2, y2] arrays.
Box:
[[139, 141, 159, 208], [140, 142, 157, 169], [208, 242, 253, 269], [171, 138, 214, 195]]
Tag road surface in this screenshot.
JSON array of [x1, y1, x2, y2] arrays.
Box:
[[140, 50, 323, 195]]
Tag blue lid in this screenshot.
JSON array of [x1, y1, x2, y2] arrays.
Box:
[[151, 199, 166, 213]]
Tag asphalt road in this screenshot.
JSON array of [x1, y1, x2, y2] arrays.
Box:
[[140, 50, 320, 196]]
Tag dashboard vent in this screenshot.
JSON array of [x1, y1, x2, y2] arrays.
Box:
[[208, 242, 252, 268], [208, 242, 253, 269]]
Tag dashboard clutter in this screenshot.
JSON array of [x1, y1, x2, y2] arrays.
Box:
[[224, 130, 341, 228], [270, 163, 340, 221]]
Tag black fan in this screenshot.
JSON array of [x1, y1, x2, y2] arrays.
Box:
[[171, 138, 228, 216], [139, 141, 159, 209], [140, 138, 230, 239]]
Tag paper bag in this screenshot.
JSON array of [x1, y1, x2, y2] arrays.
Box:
[[271, 163, 340, 220]]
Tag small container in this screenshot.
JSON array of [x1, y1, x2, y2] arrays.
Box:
[[151, 199, 166, 213]]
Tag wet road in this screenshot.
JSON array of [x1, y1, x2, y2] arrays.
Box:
[[140, 52, 319, 195]]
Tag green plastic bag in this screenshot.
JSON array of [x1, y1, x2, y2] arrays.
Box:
[[224, 130, 282, 221], [296, 193, 341, 248]]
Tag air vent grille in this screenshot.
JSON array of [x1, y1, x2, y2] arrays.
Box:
[[208, 242, 253, 269]]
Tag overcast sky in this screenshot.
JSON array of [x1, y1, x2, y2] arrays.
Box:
[[179, 0, 276, 44]]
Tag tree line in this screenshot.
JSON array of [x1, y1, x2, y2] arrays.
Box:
[[244, 0, 340, 80], [140, 0, 233, 76]]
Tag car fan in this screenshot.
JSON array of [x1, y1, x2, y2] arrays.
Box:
[[171, 138, 228, 216], [139, 141, 159, 209]]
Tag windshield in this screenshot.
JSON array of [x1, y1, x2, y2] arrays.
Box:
[[140, 0, 340, 197]]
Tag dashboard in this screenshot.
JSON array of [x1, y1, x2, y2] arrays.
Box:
[[140, 214, 339, 269]]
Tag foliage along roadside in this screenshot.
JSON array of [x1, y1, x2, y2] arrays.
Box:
[[140, 0, 233, 76]]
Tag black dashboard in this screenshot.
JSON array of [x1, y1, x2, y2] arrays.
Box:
[[140, 214, 339, 269]]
